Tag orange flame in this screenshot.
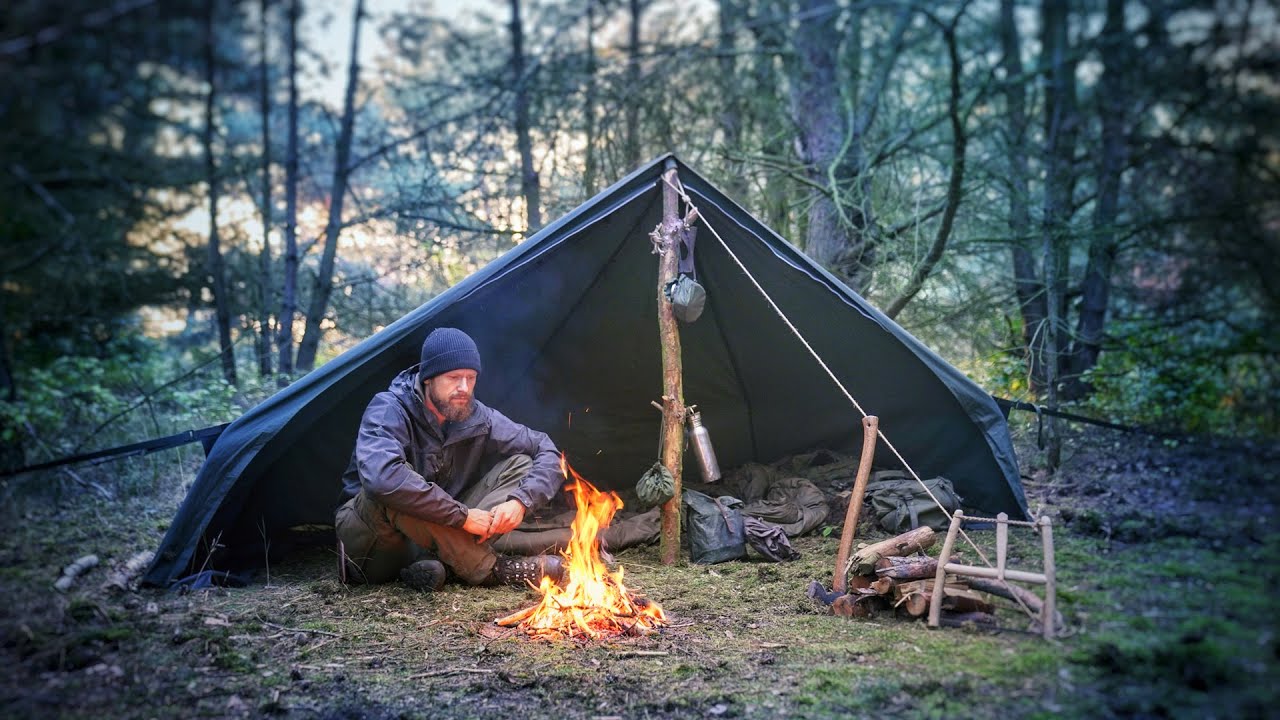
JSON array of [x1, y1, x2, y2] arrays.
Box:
[[495, 456, 667, 640]]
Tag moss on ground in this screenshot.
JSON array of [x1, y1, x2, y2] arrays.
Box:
[[1, 430, 1277, 718]]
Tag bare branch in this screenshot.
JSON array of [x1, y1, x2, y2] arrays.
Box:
[[885, 12, 968, 319], [0, 0, 159, 58]]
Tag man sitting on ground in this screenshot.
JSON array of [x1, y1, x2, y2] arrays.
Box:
[[335, 327, 564, 590]]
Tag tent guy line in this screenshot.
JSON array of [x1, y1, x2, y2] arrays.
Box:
[[0, 424, 229, 478], [663, 171, 958, 531], [664, 170, 1000, 573]]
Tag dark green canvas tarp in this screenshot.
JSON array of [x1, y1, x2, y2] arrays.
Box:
[[144, 155, 1028, 586]]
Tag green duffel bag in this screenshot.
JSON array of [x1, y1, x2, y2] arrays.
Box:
[[863, 471, 962, 533], [683, 489, 746, 564]]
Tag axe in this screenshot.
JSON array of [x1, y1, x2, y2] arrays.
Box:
[[831, 415, 879, 594]]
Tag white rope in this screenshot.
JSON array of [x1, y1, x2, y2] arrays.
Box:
[[961, 514, 1040, 528], [662, 175, 1023, 583]]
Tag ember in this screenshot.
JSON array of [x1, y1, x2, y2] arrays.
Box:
[[495, 457, 667, 640]]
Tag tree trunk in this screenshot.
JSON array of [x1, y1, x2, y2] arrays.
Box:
[[1039, 0, 1080, 469], [788, 1, 911, 293], [716, 0, 746, 200], [624, 0, 643, 169], [1000, 0, 1046, 392], [295, 0, 364, 372], [0, 314, 21, 472], [510, 0, 540, 232], [277, 0, 300, 381], [582, 0, 598, 195], [788, 0, 859, 286], [204, 0, 237, 386], [1065, 0, 1127, 398], [256, 0, 273, 379], [748, 0, 789, 235]]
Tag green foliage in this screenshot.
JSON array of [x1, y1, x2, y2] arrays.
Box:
[[980, 351, 1037, 402], [1077, 322, 1278, 438], [0, 335, 265, 498], [965, 315, 1277, 442]]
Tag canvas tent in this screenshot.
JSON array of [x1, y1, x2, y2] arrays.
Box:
[[144, 155, 1028, 587]]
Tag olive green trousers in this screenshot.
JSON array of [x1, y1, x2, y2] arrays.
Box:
[[335, 454, 532, 585]]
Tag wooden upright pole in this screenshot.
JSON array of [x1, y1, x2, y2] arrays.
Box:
[[657, 160, 685, 565]]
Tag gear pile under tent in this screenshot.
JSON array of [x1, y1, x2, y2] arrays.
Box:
[[144, 154, 1029, 588]]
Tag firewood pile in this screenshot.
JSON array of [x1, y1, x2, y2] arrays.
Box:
[[808, 525, 1052, 631]]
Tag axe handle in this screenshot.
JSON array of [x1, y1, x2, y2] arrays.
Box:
[[832, 415, 879, 593]]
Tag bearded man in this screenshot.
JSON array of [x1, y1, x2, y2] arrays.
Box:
[[335, 327, 564, 591]]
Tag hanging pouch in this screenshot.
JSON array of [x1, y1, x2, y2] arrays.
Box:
[[663, 274, 706, 323], [636, 462, 676, 510], [683, 489, 746, 564]]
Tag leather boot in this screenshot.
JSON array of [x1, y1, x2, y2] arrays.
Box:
[[493, 554, 565, 587], [400, 559, 447, 592]]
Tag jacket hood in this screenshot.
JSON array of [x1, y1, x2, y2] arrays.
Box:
[[388, 366, 431, 425], [389, 365, 489, 438]]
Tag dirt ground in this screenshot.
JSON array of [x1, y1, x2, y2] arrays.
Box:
[[2, 426, 1278, 719]]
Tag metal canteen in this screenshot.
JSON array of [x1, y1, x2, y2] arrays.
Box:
[[686, 408, 721, 483]]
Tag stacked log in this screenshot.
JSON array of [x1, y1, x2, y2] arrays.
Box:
[[820, 526, 1012, 627]]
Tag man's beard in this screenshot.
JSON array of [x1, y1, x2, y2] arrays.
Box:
[[428, 383, 474, 422]]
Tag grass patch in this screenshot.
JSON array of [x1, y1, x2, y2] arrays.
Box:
[[1, 432, 1278, 718]]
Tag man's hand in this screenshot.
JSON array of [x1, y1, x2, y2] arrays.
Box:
[[462, 508, 494, 542], [489, 499, 526, 537]]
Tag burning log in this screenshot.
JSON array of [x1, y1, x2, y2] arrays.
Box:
[[495, 458, 667, 640], [494, 605, 538, 627]]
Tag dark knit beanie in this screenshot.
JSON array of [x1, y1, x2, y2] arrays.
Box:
[[417, 328, 482, 384]]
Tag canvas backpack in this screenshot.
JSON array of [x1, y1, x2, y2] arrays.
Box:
[[863, 471, 962, 533]]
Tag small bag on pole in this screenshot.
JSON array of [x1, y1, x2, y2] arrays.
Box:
[[635, 461, 676, 510], [663, 274, 706, 323]]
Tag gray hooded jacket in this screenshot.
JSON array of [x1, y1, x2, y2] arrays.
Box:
[[339, 367, 561, 527]]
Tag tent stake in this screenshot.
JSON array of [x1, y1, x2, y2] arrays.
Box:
[[656, 160, 685, 565]]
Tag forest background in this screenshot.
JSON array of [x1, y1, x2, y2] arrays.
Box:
[[1, 0, 1276, 488]]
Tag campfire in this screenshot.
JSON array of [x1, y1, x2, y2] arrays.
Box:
[[495, 457, 667, 640]]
